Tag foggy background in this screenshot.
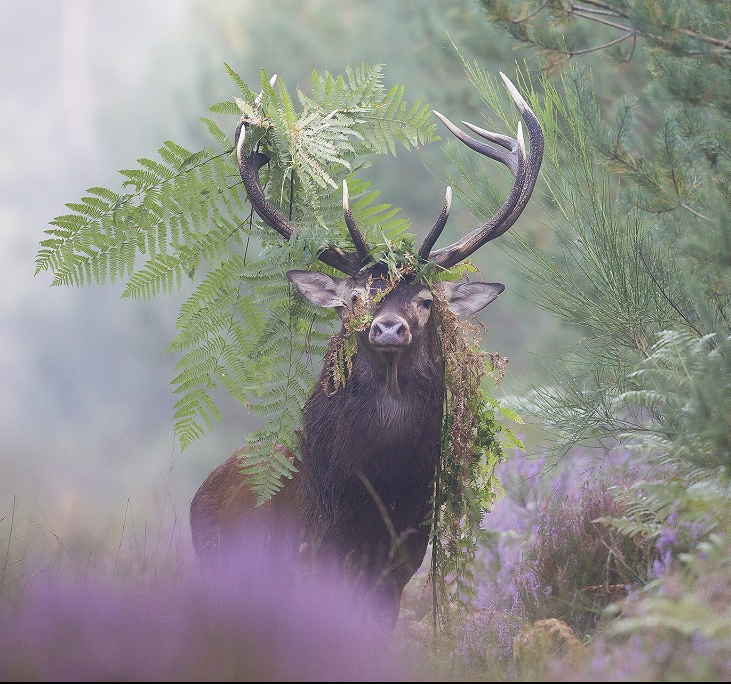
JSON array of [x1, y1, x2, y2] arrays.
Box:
[[0, 0, 560, 549]]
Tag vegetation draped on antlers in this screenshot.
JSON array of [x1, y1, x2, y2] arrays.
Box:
[[236, 71, 544, 276]]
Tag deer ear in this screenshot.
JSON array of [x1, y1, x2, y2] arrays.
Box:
[[440, 281, 505, 316], [287, 270, 348, 308]]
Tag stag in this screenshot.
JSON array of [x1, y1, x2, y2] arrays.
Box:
[[190, 73, 544, 627]]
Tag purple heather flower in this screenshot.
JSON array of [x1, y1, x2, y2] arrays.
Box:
[[0, 532, 402, 681]]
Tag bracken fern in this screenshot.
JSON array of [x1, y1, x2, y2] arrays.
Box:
[[36, 62, 437, 500]]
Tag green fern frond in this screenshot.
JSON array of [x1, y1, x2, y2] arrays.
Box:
[[122, 251, 195, 299], [223, 62, 259, 103], [37, 63, 439, 491], [36, 140, 247, 291]]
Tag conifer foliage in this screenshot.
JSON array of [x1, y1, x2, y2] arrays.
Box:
[[475, 1, 731, 471]]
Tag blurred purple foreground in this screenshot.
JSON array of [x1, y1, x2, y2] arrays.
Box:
[[0, 530, 404, 681]]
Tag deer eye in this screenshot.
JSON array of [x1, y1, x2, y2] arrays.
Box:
[[351, 291, 360, 306], [419, 297, 433, 311]]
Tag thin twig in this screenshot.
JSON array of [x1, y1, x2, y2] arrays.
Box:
[[0, 496, 16, 598], [571, 2, 625, 19], [355, 471, 414, 585], [638, 247, 703, 338], [514, 0, 549, 24], [114, 499, 131, 579], [569, 32, 634, 57], [680, 202, 710, 222], [356, 471, 401, 547]]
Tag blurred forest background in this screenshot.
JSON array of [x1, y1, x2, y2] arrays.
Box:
[[1, 0, 573, 546], [3, 0, 731, 679]]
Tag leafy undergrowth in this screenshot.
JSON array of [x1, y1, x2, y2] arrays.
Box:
[[3, 448, 731, 681], [417, 448, 731, 681]]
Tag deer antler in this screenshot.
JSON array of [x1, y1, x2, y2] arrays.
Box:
[[235, 121, 367, 276], [237, 72, 542, 276], [418, 72, 544, 269], [342, 179, 371, 265]]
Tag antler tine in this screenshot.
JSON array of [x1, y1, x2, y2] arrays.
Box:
[[235, 121, 362, 276], [236, 121, 298, 243], [419, 111, 526, 267], [342, 179, 371, 264], [418, 186, 452, 260], [432, 110, 523, 176], [421, 72, 544, 270], [461, 120, 518, 152]]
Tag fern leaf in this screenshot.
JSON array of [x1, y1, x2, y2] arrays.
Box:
[[37, 63, 441, 493]]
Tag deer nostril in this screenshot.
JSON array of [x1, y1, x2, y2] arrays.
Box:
[[385, 324, 400, 334], [376, 321, 403, 337], [372, 318, 409, 345]]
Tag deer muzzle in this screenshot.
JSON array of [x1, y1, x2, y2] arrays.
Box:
[[369, 316, 412, 348]]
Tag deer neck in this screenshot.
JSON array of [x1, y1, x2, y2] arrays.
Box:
[[348, 331, 442, 401], [382, 353, 400, 395]]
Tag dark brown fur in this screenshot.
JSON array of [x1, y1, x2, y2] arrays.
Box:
[[296, 283, 444, 620], [190, 271, 501, 626]]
